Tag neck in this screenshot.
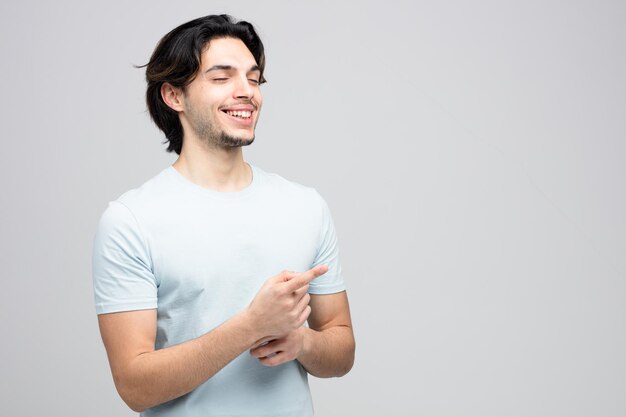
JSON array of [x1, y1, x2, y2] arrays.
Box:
[[172, 138, 252, 192]]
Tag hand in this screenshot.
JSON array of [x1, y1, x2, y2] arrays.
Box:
[[249, 327, 307, 367], [246, 265, 328, 342]]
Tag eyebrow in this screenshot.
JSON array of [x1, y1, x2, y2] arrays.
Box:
[[205, 64, 260, 74]]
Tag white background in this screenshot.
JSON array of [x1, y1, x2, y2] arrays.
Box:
[[0, 0, 624, 415]]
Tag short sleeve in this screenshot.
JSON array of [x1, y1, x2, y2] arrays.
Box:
[[92, 201, 158, 315], [309, 192, 346, 295]]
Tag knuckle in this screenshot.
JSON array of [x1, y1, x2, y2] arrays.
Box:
[[296, 285, 307, 296]]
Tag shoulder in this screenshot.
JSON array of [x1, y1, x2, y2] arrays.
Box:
[[254, 164, 324, 205], [96, 167, 174, 237], [114, 167, 173, 211], [253, 165, 334, 228]]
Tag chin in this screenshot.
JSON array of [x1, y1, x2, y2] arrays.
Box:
[[218, 133, 255, 148]]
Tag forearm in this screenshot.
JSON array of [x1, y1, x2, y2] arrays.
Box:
[[118, 311, 261, 412], [297, 325, 355, 378]]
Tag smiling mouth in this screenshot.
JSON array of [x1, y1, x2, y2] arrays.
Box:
[[222, 109, 252, 119]]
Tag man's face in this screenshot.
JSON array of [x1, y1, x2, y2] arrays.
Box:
[[180, 37, 263, 149]]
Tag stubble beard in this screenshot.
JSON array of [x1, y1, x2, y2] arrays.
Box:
[[198, 121, 255, 149], [186, 104, 256, 150], [215, 130, 255, 148]]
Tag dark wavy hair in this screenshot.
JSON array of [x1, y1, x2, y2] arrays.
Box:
[[140, 15, 266, 155]]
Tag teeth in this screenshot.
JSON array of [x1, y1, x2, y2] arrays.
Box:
[[226, 110, 251, 118]]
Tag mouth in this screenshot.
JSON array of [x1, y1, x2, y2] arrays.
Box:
[[220, 102, 257, 128], [222, 109, 253, 120], [220, 104, 257, 126]]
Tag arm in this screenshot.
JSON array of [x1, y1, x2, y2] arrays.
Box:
[[299, 291, 355, 377], [250, 291, 355, 378], [98, 267, 326, 412], [98, 309, 259, 412]]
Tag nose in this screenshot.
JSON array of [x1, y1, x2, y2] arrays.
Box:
[[233, 74, 254, 99]]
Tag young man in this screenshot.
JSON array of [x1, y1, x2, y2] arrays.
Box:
[[92, 14, 354, 416]]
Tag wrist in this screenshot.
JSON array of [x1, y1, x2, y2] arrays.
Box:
[[298, 326, 314, 360], [235, 309, 265, 347]]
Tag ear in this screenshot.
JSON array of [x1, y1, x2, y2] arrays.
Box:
[[161, 82, 185, 112]]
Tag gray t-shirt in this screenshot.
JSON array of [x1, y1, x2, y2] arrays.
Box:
[[92, 163, 345, 416]]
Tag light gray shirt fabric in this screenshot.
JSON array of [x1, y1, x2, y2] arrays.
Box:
[[92, 163, 345, 416]]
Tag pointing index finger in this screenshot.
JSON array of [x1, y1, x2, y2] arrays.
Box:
[[287, 265, 328, 291]]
